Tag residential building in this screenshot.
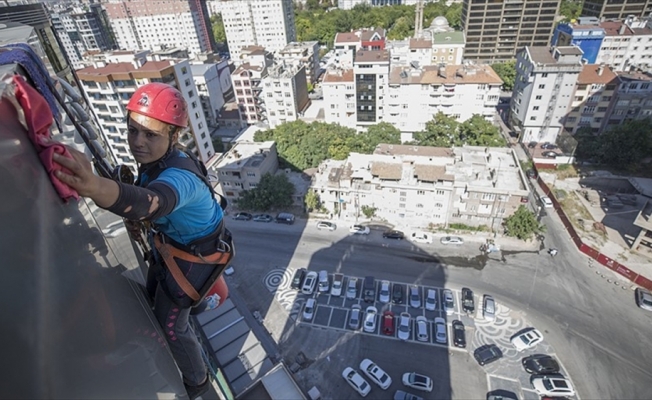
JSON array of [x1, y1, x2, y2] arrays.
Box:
[[564, 63, 618, 134], [386, 30, 465, 67], [602, 70, 652, 130], [212, 141, 279, 202], [76, 53, 214, 170], [311, 144, 529, 231], [277, 41, 321, 84], [334, 28, 386, 52], [461, 0, 560, 63], [581, 0, 652, 20], [353, 50, 391, 128], [338, 0, 437, 9], [552, 17, 605, 64], [231, 46, 273, 125], [597, 18, 652, 71], [103, 0, 216, 58], [385, 63, 502, 141], [262, 63, 310, 128], [322, 68, 357, 128], [221, 0, 296, 62], [191, 61, 232, 130], [510, 46, 583, 144]]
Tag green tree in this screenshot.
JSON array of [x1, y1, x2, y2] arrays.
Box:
[[210, 14, 227, 47], [458, 115, 506, 147], [237, 173, 294, 211], [503, 206, 546, 240], [413, 112, 460, 146], [387, 16, 413, 40], [304, 189, 322, 212], [444, 3, 463, 29], [350, 122, 402, 153], [559, 0, 583, 22], [307, 82, 314, 93], [491, 60, 516, 91], [361, 205, 377, 218], [596, 118, 652, 170]]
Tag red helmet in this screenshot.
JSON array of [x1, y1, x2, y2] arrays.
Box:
[[126, 82, 188, 128]]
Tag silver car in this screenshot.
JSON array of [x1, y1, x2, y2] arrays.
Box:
[[398, 312, 411, 341], [409, 285, 421, 308], [378, 280, 391, 303], [346, 277, 358, 299], [635, 287, 652, 311], [440, 236, 464, 245], [349, 304, 362, 329], [443, 289, 455, 315], [483, 295, 496, 321]]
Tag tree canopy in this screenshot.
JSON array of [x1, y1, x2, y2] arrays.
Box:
[[559, 0, 583, 22], [503, 206, 546, 240], [210, 14, 227, 48], [491, 60, 516, 91], [413, 113, 506, 147], [236, 173, 294, 211]]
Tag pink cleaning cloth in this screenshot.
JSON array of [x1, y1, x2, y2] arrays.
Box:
[[12, 75, 79, 201]]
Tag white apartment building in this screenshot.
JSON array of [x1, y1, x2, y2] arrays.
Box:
[[510, 46, 583, 144], [338, 0, 436, 9], [77, 53, 214, 171], [104, 0, 215, 58], [353, 50, 390, 128], [191, 61, 232, 130], [386, 31, 465, 68], [231, 46, 273, 125], [564, 63, 618, 134], [322, 68, 357, 128], [597, 18, 652, 71], [261, 63, 310, 128], [220, 0, 297, 62], [385, 64, 502, 141], [277, 41, 321, 84], [312, 144, 529, 230]]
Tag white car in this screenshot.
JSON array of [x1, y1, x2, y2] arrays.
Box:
[[331, 273, 344, 296], [540, 196, 554, 208], [346, 277, 358, 299], [434, 317, 447, 344], [342, 367, 371, 397], [303, 298, 316, 321], [443, 289, 455, 315], [398, 312, 411, 341], [402, 372, 433, 392], [531, 376, 576, 397], [425, 289, 437, 311], [440, 236, 464, 245], [410, 231, 433, 244], [359, 359, 392, 390], [363, 306, 378, 333], [316, 221, 337, 231], [350, 224, 370, 235], [511, 328, 543, 351], [378, 280, 391, 303], [415, 316, 429, 342], [301, 271, 318, 295]]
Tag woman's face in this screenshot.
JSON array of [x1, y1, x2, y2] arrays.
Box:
[[127, 112, 177, 164]]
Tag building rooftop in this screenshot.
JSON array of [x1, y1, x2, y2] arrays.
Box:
[[600, 21, 635, 36], [526, 46, 583, 65], [578, 64, 618, 84], [334, 28, 385, 44], [374, 144, 453, 158], [409, 38, 431, 49], [431, 30, 465, 45], [214, 141, 276, 170], [240, 45, 266, 55], [388, 64, 503, 85], [354, 50, 390, 63], [266, 63, 303, 79], [322, 68, 354, 83], [280, 41, 318, 54], [76, 60, 174, 78], [233, 63, 264, 74], [557, 46, 584, 56], [616, 70, 652, 82]]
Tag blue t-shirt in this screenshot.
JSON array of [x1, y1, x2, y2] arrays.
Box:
[[139, 156, 223, 245]]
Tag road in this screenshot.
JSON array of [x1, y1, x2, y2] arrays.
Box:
[[226, 218, 652, 399]]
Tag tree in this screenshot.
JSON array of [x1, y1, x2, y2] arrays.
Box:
[[350, 122, 402, 153], [458, 115, 506, 147], [237, 173, 294, 211], [503, 206, 546, 240], [361, 205, 377, 218], [491, 60, 516, 91], [596, 118, 652, 170], [210, 14, 227, 47], [413, 112, 460, 146], [305, 189, 322, 212], [307, 81, 314, 93], [559, 0, 583, 22]]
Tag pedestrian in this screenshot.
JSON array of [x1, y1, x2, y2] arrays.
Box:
[[53, 82, 233, 400]]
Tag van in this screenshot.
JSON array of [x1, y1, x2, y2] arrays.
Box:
[[318, 270, 329, 293], [275, 212, 295, 224], [363, 276, 375, 303]]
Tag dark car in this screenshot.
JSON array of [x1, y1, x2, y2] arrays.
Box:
[[526, 169, 537, 179], [290, 268, 306, 290], [521, 354, 560, 374], [233, 212, 253, 221], [383, 230, 405, 240], [474, 344, 503, 366], [452, 320, 466, 348], [527, 141, 538, 149], [542, 151, 558, 158], [540, 142, 558, 150], [462, 287, 475, 314], [392, 283, 404, 304]]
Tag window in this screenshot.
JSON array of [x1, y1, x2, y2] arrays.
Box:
[[533, 106, 539, 111], [538, 84, 545, 89], [436, 190, 444, 195], [417, 190, 425, 195], [434, 203, 443, 208], [416, 204, 424, 208], [181, 66, 187, 75], [247, 172, 255, 177], [481, 193, 496, 201], [399, 203, 406, 208], [535, 95, 542, 100], [184, 78, 191, 87], [187, 90, 194, 98], [530, 116, 536, 121], [541, 73, 548, 78], [583, 106, 595, 113], [191, 101, 197, 109]]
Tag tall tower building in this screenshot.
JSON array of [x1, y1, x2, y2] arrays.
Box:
[[581, 0, 652, 20], [221, 0, 297, 62], [461, 0, 560, 63]]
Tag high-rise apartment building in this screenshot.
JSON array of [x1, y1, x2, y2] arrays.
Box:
[[596, 18, 652, 72], [103, 0, 216, 58], [581, 0, 652, 20], [277, 41, 321, 84], [262, 64, 310, 128], [563, 63, 618, 134], [338, 0, 436, 9], [231, 46, 273, 125], [354, 50, 390, 128], [461, 0, 560, 63], [221, 0, 296, 62]]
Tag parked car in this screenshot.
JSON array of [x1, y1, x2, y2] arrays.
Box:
[[440, 236, 464, 245], [233, 212, 252, 221], [461, 287, 475, 314], [409, 285, 421, 308], [542, 151, 558, 158], [531, 376, 576, 397], [301, 271, 318, 295], [540, 142, 558, 150], [415, 316, 429, 342], [635, 287, 652, 311], [392, 283, 404, 304], [442, 289, 455, 315], [434, 317, 447, 344], [398, 312, 411, 341], [378, 280, 391, 303], [363, 276, 376, 303], [527, 141, 538, 149], [382, 310, 395, 336], [483, 295, 496, 321], [290, 268, 306, 290], [540, 196, 554, 208], [318, 270, 330, 293], [252, 214, 272, 222], [410, 231, 433, 244], [402, 372, 433, 392], [383, 230, 405, 239], [275, 212, 295, 224], [521, 354, 560, 374], [474, 344, 503, 366], [452, 320, 466, 348], [346, 277, 358, 299], [425, 289, 437, 311], [360, 359, 392, 390], [526, 169, 537, 179], [303, 298, 316, 321], [393, 390, 423, 400], [331, 273, 344, 296], [363, 306, 378, 333], [349, 304, 362, 329], [511, 328, 544, 351], [342, 367, 371, 397], [316, 221, 337, 231], [350, 224, 371, 235]]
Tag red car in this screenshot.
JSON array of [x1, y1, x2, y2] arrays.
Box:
[[382, 310, 395, 336]]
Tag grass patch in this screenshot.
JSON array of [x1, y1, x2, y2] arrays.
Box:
[[559, 191, 593, 231], [552, 163, 579, 179]]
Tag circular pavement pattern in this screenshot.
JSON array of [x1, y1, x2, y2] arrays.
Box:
[[263, 268, 292, 293]]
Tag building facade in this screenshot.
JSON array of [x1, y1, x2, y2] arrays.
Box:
[[261, 64, 310, 128], [334, 28, 386, 52], [597, 18, 652, 72], [552, 17, 605, 64], [354, 50, 390, 128], [602, 70, 652, 130], [190, 61, 233, 130], [510, 46, 583, 144], [231, 46, 273, 125], [581, 0, 652, 20], [322, 68, 357, 128], [277, 41, 321, 84], [461, 0, 560, 63], [563, 64, 618, 134], [338, 0, 437, 9]]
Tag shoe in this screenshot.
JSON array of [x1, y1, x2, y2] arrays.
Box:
[[184, 376, 210, 400]]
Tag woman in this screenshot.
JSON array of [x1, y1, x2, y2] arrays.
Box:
[[54, 83, 231, 400]]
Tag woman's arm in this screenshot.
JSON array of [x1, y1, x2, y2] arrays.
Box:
[[53, 149, 119, 208]]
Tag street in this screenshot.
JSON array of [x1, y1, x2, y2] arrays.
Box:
[[225, 217, 652, 399]]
